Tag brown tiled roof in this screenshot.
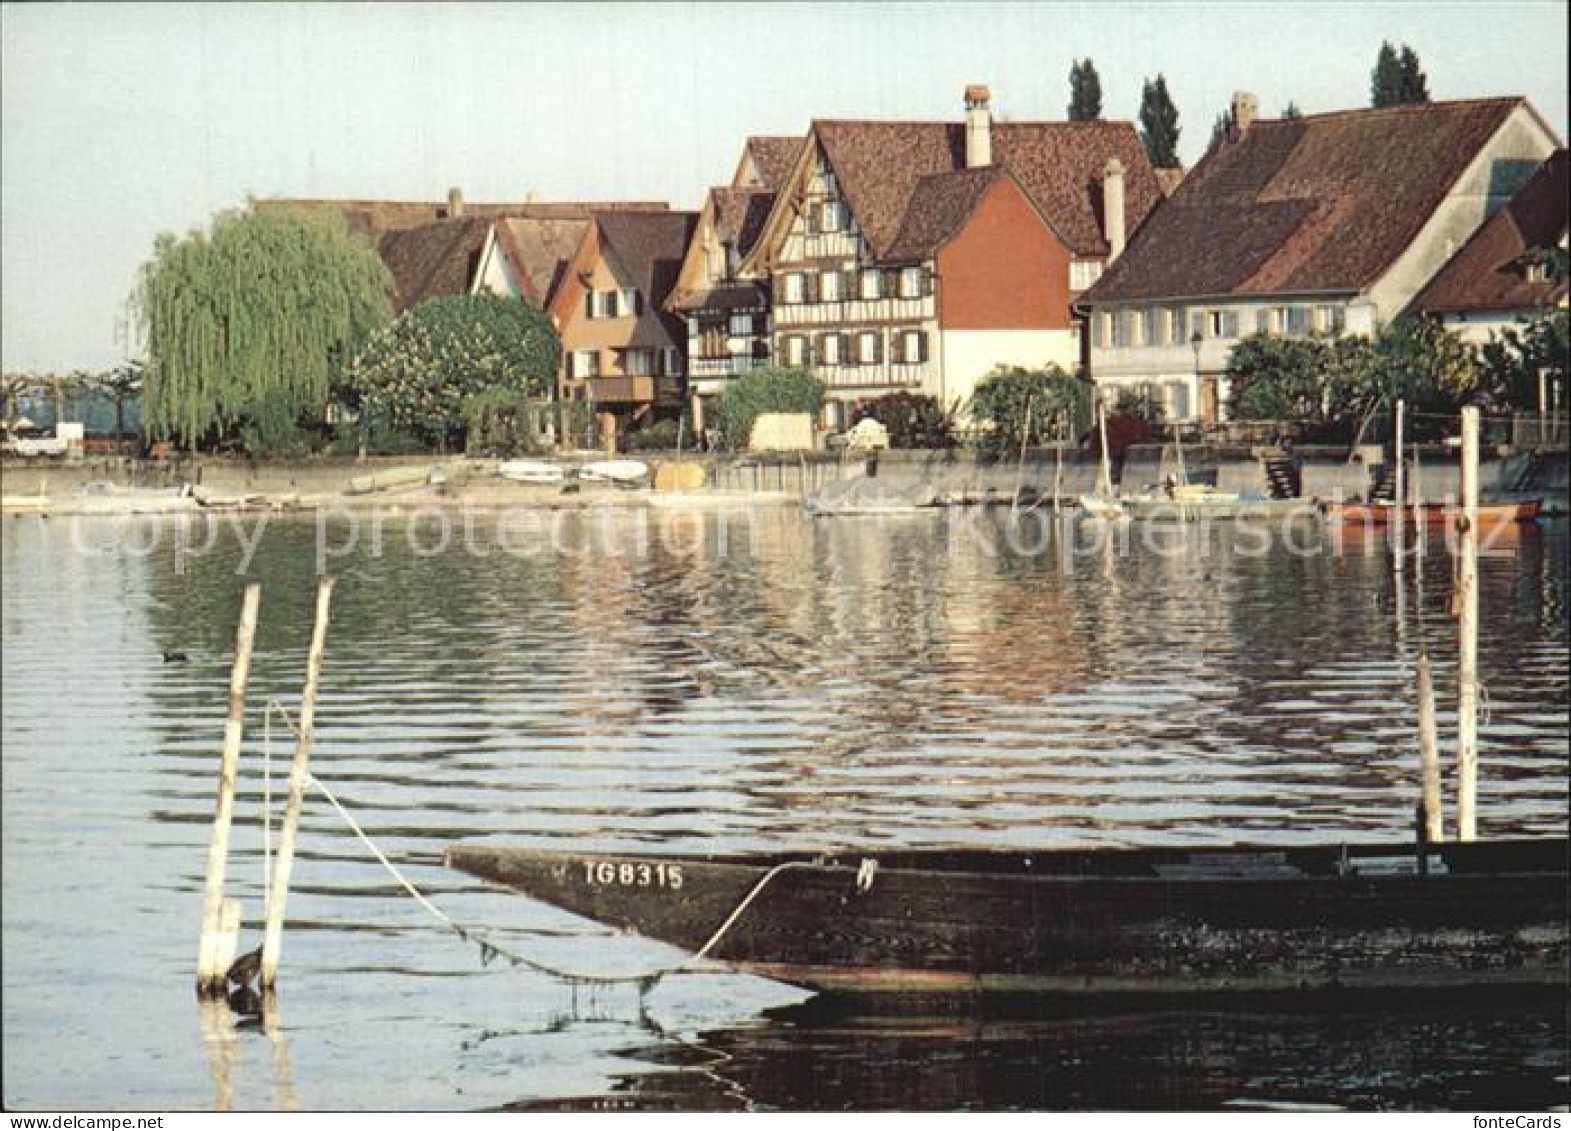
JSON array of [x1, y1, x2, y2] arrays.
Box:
[[257, 197, 667, 243], [375, 217, 492, 312], [1085, 98, 1531, 303], [811, 119, 1162, 261], [495, 216, 589, 306], [745, 136, 801, 191], [883, 167, 1005, 261], [595, 210, 700, 339], [671, 282, 769, 314], [712, 187, 776, 256], [1411, 148, 1568, 314]]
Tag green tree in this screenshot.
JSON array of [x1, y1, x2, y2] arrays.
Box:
[[1208, 105, 1235, 151], [1478, 310, 1569, 412], [1372, 41, 1429, 107], [1371, 40, 1404, 107], [968, 364, 1089, 456], [350, 293, 559, 452], [853, 392, 956, 449], [95, 359, 144, 451], [1139, 75, 1181, 168], [1226, 334, 1336, 427], [1067, 58, 1103, 121], [1282, 102, 1303, 120], [1398, 44, 1431, 104], [133, 205, 394, 452], [713, 366, 826, 450]]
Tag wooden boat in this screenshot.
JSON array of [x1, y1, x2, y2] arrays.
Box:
[[803, 478, 938, 516], [578, 459, 649, 485], [1322, 499, 1540, 534], [1123, 493, 1320, 522], [1076, 494, 1129, 522], [1077, 402, 1129, 521], [445, 837, 1568, 998], [499, 459, 565, 484]]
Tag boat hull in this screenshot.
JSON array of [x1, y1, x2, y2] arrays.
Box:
[[1324, 500, 1540, 533], [445, 839, 1568, 997], [1123, 497, 1320, 522]]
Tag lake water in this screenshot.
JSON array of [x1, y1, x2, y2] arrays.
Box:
[[2, 506, 1566, 1111]]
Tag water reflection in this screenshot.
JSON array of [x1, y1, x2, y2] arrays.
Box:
[[2, 509, 1566, 1109]]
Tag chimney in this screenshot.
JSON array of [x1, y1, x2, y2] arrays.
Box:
[[964, 84, 992, 168], [447, 186, 465, 218], [1231, 91, 1258, 136], [1102, 157, 1126, 262]]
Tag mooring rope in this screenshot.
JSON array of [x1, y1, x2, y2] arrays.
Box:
[[258, 698, 830, 988]]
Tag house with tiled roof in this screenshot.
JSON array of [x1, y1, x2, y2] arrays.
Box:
[[549, 210, 699, 443], [1082, 94, 1561, 427], [738, 85, 1163, 426], [667, 137, 804, 436], [262, 189, 669, 313], [1412, 148, 1568, 343]]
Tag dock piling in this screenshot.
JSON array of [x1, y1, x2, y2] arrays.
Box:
[[196, 583, 261, 996], [1392, 398, 1405, 573], [1456, 406, 1480, 842], [260, 574, 336, 988], [1416, 653, 1443, 843]]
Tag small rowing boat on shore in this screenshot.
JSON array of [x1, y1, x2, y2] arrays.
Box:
[[445, 837, 1568, 998]]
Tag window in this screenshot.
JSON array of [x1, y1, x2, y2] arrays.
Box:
[[1314, 306, 1345, 333], [820, 333, 846, 365], [1099, 312, 1116, 349], [784, 335, 807, 366], [898, 266, 926, 299], [622, 348, 654, 376], [1070, 259, 1104, 291], [1194, 309, 1240, 339], [1110, 312, 1131, 348], [619, 288, 640, 317], [699, 320, 725, 358], [1525, 260, 1549, 283], [1141, 308, 1161, 348], [1164, 380, 1191, 421], [819, 269, 843, 302], [1286, 307, 1311, 335], [893, 329, 928, 364], [1166, 307, 1183, 345], [819, 201, 846, 232], [782, 273, 806, 304], [571, 350, 600, 379], [860, 268, 882, 300], [856, 330, 883, 364], [665, 347, 682, 375]]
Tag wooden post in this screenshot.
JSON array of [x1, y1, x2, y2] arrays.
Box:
[[1011, 395, 1034, 515], [260, 575, 336, 987], [1456, 406, 1480, 842], [1392, 398, 1405, 574], [1416, 653, 1443, 844], [197, 583, 261, 995]]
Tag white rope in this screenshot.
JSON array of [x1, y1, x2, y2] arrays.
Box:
[[259, 696, 867, 987]]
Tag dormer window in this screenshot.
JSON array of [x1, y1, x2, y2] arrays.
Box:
[[1525, 260, 1549, 283]]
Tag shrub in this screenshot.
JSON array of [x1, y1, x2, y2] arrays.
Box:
[[714, 366, 826, 450], [626, 418, 680, 451], [853, 392, 956, 448], [968, 364, 1089, 456]]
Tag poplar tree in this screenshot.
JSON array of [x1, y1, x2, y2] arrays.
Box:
[[1371, 41, 1404, 107], [1067, 59, 1103, 121], [1398, 45, 1431, 104], [1282, 102, 1303, 120], [1139, 75, 1181, 167], [133, 206, 394, 451]]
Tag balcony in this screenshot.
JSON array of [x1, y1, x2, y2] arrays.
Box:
[[586, 375, 656, 404]]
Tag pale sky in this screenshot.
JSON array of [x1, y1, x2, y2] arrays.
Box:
[[2, 0, 1566, 373]]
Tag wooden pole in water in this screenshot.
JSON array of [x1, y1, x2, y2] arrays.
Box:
[[1392, 398, 1405, 574], [197, 583, 261, 995], [1456, 406, 1480, 842], [1011, 395, 1034, 515], [260, 574, 336, 988], [1416, 653, 1443, 843]]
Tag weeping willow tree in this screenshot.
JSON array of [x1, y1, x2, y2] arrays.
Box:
[[133, 206, 393, 451]]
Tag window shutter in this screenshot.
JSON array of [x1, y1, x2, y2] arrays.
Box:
[[634, 292, 645, 317], [891, 332, 905, 364], [882, 270, 897, 299], [842, 269, 856, 298], [916, 332, 928, 364], [584, 291, 594, 320], [922, 267, 934, 297], [1190, 311, 1205, 340], [805, 272, 818, 304]]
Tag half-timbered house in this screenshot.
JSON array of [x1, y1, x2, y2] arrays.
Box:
[[739, 86, 1163, 427]]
